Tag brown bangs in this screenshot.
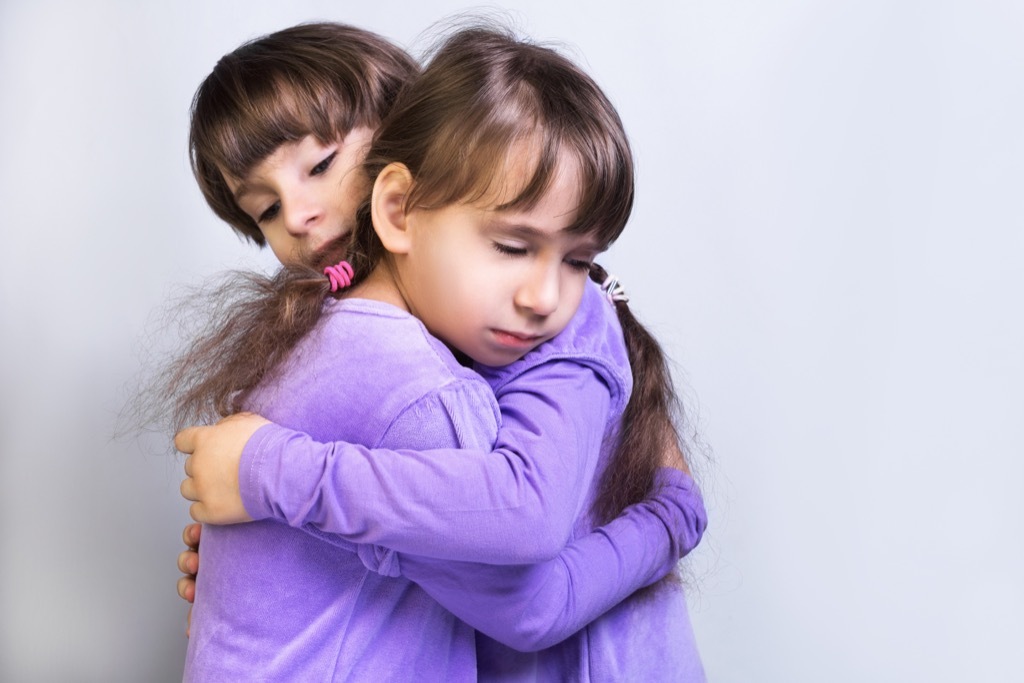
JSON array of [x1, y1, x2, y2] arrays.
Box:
[[380, 28, 633, 251], [189, 22, 418, 244], [199, 71, 352, 181]]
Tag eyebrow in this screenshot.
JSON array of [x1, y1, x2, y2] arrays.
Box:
[[488, 220, 546, 237], [230, 180, 255, 203], [232, 179, 275, 206], [225, 169, 271, 204], [488, 219, 599, 246]]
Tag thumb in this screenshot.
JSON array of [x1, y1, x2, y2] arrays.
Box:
[[174, 426, 202, 454]]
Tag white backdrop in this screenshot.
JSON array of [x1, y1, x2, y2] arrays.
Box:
[[1, 1, 1021, 681]]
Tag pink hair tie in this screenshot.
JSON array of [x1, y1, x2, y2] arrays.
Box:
[[324, 260, 354, 292]]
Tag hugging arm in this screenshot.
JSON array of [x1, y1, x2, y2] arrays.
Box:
[[178, 374, 704, 647], [386, 468, 705, 651], [176, 360, 708, 645], [338, 373, 705, 651], [175, 468, 706, 649], [241, 362, 692, 564]]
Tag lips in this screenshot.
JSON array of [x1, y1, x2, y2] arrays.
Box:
[[491, 329, 545, 350]]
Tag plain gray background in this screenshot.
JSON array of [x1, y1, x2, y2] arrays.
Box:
[[1, 1, 1021, 681]]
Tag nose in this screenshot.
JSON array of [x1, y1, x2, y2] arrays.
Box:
[[281, 192, 323, 237], [515, 261, 560, 318]]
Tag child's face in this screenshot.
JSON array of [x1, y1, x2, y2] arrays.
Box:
[[224, 129, 374, 265], [396, 159, 600, 367]]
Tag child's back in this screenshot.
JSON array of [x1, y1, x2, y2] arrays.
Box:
[[185, 297, 498, 681]]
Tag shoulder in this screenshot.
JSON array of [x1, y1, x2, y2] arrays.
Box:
[[319, 297, 482, 389], [294, 298, 497, 439], [383, 375, 500, 451], [476, 279, 631, 413], [327, 301, 500, 450]]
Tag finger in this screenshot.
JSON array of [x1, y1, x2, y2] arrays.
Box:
[[174, 426, 200, 454], [177, 549, 199, 575], [186, 606, 193, 638], [183, 455, 193, 477], [182, 523, 198, 547], [177, 575, 196, 603], [189, 502, 207, 524], [182, 522, 201, 548], [180, 477, 198, 502]]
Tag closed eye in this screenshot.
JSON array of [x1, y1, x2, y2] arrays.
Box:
[[258, 201, 281, 224], [492, 242, 528, 257], [564, 258, 593, 273], [311, 151, 337, 176]]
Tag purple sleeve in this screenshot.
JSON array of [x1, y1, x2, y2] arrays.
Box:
[[392, 468, 707, 651], [241, 362, 611, 564]]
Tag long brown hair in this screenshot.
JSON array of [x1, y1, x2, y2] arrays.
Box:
[[587, 264, 693, 526], [169, 27, 692, 528], [189, 22, 418, 245]]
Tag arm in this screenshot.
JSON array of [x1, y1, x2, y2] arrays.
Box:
[[178, 361, 707, 646], [390, 467, 706, 651], [177, 436, 706, 650], [240, 362, 609, 563]]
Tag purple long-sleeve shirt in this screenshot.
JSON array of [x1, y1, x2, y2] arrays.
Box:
[[231, 282, 707, 680], [185, 299, 493, 680]]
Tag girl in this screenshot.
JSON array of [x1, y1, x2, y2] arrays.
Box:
[[175, 26, 705, 681], [187, 21, 418, 266]]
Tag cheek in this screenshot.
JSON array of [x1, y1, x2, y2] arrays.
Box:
[[338, 168, 370, 210], [262, 228, 301, 265], [448, 273, 490, 312], [567, 276, 587, 307], [269, 242, 295, 266], [559, 279, 588, 322]]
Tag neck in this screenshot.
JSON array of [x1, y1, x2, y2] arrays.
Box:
[[347, 261, 409, 312]]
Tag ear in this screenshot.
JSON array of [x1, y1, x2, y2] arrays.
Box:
[[371, 162, 414, 255]]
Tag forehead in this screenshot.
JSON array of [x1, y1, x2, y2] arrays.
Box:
[[220, 140, 298, 199], [482, 142, 583, 212], [224, 129, 375, 200], [480, 168, 599, 253], [222, 136, 339, 203]]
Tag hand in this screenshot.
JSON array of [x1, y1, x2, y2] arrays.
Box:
[[659, 424, 692, 475], [177, 523, 200, 638], [177, 523, 200, 604], [176, 412, 270, 524]]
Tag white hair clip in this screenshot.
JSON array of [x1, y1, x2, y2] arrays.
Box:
[[600, 274, 629, 305]]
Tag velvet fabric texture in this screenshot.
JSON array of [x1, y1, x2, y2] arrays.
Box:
[[188, 282, 706, 680]]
